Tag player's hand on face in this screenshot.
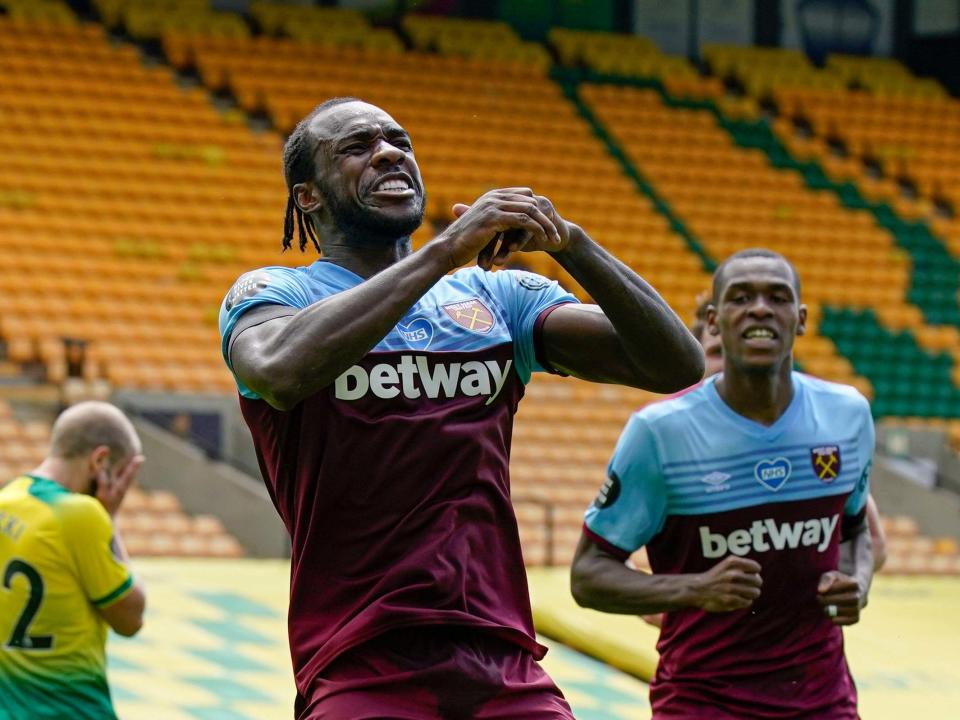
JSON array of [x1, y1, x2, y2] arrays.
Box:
[[96, 454, 145, 517], [443, 188, 564, 270], [694, 556, 763, 612], [816, 571, 865, 626]]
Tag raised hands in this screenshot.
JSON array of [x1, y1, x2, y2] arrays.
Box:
[[442, 188, 569, 270]]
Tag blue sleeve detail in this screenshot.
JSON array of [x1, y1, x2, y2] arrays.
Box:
[[218, 266, 314, 398], [484, 269, 578, 384], [584, 413, 667, 552], [845, 399, 875, 516]]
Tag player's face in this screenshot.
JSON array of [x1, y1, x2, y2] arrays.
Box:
[[310, 101, 425, 240], [699, 326, 724, 377], [708, 257, 806, 372]]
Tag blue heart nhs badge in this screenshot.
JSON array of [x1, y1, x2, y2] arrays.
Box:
[[754, 457, 792, 491], [396, 317, 434, 350]]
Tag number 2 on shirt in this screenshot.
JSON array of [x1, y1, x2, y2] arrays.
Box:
[[3, 559, 53, 650]]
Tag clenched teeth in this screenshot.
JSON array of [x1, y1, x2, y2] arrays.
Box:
[[744, 328, 775, 339], [376, 179, 411, 192]]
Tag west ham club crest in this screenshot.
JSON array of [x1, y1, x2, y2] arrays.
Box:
[[810, 445, 841, 482], [442, 298, 495, 334]]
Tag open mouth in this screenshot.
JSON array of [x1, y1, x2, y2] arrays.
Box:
[[370, 174, 416, 198], [742, 327, 778, 340]]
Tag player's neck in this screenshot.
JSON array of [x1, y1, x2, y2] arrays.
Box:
[[29, 457, 81, 493], [321, 238, 413, 279], [716, 361, 795, 426]]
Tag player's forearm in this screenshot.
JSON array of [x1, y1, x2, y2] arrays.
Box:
[[240, 242, 454, 407], [551, 227, 704, 392], [844, 522, 875, 603], [571, 555, 702, 615]]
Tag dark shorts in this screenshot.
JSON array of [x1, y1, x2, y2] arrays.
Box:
[[295, 626, 575, 720]]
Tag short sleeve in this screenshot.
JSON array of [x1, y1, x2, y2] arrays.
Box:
[[218, 267, 314, 397], [584, 413, 668, 554], [219, 267, 313, 367], [60, 499, 133, 609], [844, 400, 875, 516], [484, 269, 577, 383]]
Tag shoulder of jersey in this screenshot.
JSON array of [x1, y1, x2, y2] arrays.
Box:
[[448, 265, 488, 284], [796, 372, 871, 410], [636, 380, 712, 424], [224, 264, 307, 308], [56, 492, 110, 524]]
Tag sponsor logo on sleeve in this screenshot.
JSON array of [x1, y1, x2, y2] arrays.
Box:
[[110, 536, 123, 562], [810, 445, 841, 482], [857, 459, 871, 493], [225, 271, 272, 311], [754, 457, 792, 491], [442, 299, 495, 334], [517, 273, 551, 291], [593, 471, 622, 509]]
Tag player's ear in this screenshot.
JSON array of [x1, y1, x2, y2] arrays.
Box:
[[87, 445, 111, 473], [797, 303, 808, 336], [705, 304, 720, 336], [293, 182, 323, 215]]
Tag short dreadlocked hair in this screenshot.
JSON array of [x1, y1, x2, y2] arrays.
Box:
[[281, 96, 361, 252]]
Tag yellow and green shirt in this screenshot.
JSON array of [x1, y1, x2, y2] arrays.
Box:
[[0, 475, 133, 720]]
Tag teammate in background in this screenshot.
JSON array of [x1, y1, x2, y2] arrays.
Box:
[[219, 97, 704, 718], [690, 291, 724, 378], [694, 291, 886, 573], [0, 402, 145, 720], [572, 249, 875, 719], [642, 290, 885, 631]]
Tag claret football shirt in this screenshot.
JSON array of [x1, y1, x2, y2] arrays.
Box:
[[219, 261, 576, 695], [585, 372, 874, 719]]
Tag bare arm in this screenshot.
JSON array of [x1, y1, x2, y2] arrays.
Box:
[[819, 514, 874, 625], [94, 455, 145, 636], [570, 535, 762, 616], [866, 494, 887, 571], [231, 189, 562, 410], [450, 197, 703, 392], [96, 530, 145, 638], [543, 225, 704, 392]]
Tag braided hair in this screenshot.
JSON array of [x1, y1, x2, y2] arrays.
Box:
[[281, 97, 360, 252]]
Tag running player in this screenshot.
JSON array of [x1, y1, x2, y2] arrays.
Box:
[[694, 290, 885, 572], [572, 249, 875, 718], [0, 402, 145, 720], [218, 97, 704, 718]]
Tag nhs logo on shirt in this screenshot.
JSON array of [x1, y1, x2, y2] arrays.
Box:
[[754, 457, 792, 491], [395, 318, 434, 350]]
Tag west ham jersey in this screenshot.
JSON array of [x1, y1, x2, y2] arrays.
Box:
[[219, 261, 576, 695], [584, 372, 874, 719]]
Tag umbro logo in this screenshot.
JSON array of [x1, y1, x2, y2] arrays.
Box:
[[701, 471, 731, 494], [701, 471, 731, 485]]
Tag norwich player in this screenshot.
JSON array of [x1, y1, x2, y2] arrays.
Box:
[[0, 402, 145, 720]]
